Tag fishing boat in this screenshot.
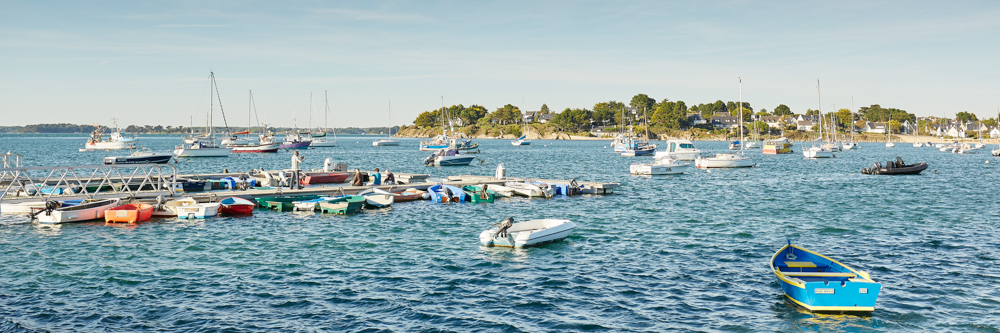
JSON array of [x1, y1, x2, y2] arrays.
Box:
[[612, 133, 640, 152], [105, 203, 154, 223], [451, 138, 479, 153], [392, 188, 428, 202], [219, 197, 255, 216], [34, 198, 120, 224], [302, 172, 350, 184], [655, 140, 702, 160], [504, 181, 554, 198], [256, 195, 322, 212], [82, 119, 138, 150], [428, 183, 467, 203], [770, 240, 881, 312], [630, 155, 692, 175], [479, 217, 576, 248], [358, 188, 395, 208], [103, 149, 173, 165], [763, 137, 794, 154], [461, 185, 497, 203], [424, 148, 475, 166], [176, 202, 221, 219], [317, 195, 365, 214], [373, 98, 401, 146], [861, 157, 928, 175]]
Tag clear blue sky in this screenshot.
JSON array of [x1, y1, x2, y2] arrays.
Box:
[[2, 1, 999, 128]]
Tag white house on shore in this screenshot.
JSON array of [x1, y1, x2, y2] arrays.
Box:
[[863, 122, 886, 134]]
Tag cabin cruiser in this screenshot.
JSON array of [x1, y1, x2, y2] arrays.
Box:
[[654, 140, 702, 161]]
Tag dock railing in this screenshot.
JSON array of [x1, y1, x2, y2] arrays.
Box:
[[0, 163, 177, 203]]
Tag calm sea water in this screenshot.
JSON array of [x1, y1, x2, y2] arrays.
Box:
[[1, 134, 998, 332]]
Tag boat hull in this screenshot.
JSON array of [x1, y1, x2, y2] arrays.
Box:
[[302, 173, 349, 184], [630, 161, 692, 175], [433, 156, 476, 166], [105, 203, 154, 223], [479, 219, 576, 248], [311, 139, 337, 147], [103, 154, 173, 165], [695, 154, 755, 168], [771, 243, 881, 312], [317, 196, 365, 214], [280, 141, 311, 149], [219, 197, 255, 216], [176, 203, 221, 219], [36, 199, 120, 224], [373, 140, 400, 146], [231, 143, 280, 153]]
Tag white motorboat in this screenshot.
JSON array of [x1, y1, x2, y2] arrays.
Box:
[[176, 202, 221, 219], [630, 155, 692, 175], [479, 218, 576, 248], [744, 141, 761, 149], [424, 148, 475, 166], [358, 188, 395, 208], [954, 144, 981, 154], [655, 140, 702, 161], [885, 142, 895, 148], [802, 146, 835, 158], [913, 142, 924, 148], [841, 142, 858, 150], [174, 142, 232, 157], [695, 153, 755, 168], [35, 198, 120, 224], [373, 139, 400, 146], [504, 181, 554, 198], [482, 184, 515, 197]]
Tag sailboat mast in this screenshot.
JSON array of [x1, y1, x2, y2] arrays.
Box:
[[388, 98, 392, 136], [209, 71, 214, 136], [816, 79, 822, 142], [247, 90, 251, 134], [309, 92, 313, 130], [739, 77, 744, 155]]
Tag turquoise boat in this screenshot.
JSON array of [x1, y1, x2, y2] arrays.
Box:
[[317, 195, 365, 214], [461, 185, 496, 203], [770, 241, 881, 313]]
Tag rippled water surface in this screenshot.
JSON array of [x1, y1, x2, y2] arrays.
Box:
[[1, 134, 999, 332]]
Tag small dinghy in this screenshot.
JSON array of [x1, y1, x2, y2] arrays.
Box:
[[479, 217, 576, 248], [391, 188, 427, 202], [428, 183, 466, 203], [462, 185, 497, 203], [771, 240, 881, 313], [219, 196, 255, 216], [105, 203, 154, 223], [358, 188, 395, 208], [153, 197, 197, 217], [504, 181, 554, 198], [256, 195, 321, 211], [317, 195, 365, 214], [481, 184, 514, 197], [176, 202, 221, 219], [861, 157, 927, 175], [33, 198, 120, 224]]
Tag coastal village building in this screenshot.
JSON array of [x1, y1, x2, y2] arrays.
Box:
[[760, 116, 783, 129], [989, 126, 1000, 138], [796, 120, 815, 131], [537, 113, 555, 124], [710, 115, 739, 129], [686, 113, 707, 125], [523, 111, 538, 123], [863, 122, 886, 134]]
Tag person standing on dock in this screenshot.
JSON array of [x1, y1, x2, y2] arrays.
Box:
[[290, 151, 305, 189], [371, 168, 382, 186]]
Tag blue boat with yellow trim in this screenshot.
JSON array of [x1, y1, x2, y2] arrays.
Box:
[[770, 240, 881, 313]]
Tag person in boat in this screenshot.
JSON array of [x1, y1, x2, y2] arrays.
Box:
[[290, 151, 305, 189], [384, 170, 395, 185], [351, 169, 364, 186], [371, 168, 382, 186]]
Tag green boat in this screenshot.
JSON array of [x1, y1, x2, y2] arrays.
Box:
[[255, 195, 321, 211], [317, 195, 365, 214], [462, 185, 497, 203]]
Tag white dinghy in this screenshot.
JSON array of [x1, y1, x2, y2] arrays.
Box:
[[34, 198, 120, 224], [358, 187, 395, 208], [176, 202, 221, 219], [504, 181, 554, 198], [479, 217, 576, 248]]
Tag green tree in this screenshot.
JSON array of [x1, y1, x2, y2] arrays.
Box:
[[457, 105, 488, 126], [630, 94, 656, 115], [955, 111, 978, 123], [593, 101, 627, 125], [652, 100, 688, 129], [414, 109, 441, 128], [757, 108, 769, 116], [805, 109, 820, 117], [773, 104, 792, 116], [492, 104, 522, 125], [539, 104, 550, 114], [835, 108, 853, 128], [551, 108, 593, 131], [749, 120, 769, 135], [983, 118, 998, 127], [889, 120, 901, 134]]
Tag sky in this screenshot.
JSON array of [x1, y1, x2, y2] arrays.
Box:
[[2, 1, 1000, 128]]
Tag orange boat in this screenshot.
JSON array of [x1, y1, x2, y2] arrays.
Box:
[[105, 203, 154, 223]]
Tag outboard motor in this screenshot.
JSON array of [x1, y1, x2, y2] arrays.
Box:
[[324, 157, 333, 172], [495, 163, 506, 180], [423, 153, 437, 166]]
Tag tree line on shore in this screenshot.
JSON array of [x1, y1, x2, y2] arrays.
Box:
[[408, 94, 999, 137], [0, 123, 399, 135]]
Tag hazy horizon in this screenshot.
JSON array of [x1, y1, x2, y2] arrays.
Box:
[[3, 1, 999, 127]]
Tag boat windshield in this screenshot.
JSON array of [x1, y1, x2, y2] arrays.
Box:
[[680, 143, 695, 149]]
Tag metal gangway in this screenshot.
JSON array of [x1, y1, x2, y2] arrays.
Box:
[[0, 163, 177, 204]]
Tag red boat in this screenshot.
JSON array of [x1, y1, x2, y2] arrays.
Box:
[[302, 172, 349, 184], [219, 197, 255, 216], [106, 203, 155, 223]]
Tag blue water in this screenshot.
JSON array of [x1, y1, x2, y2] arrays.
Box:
[[1, 134, 999, 332]]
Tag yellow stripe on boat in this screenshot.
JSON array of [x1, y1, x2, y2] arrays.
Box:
[[783, 261, 817, 268], [785, 294, 875, 312]]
